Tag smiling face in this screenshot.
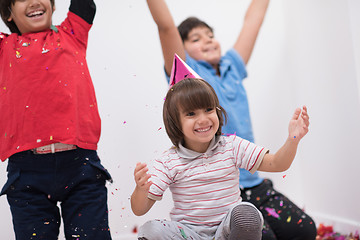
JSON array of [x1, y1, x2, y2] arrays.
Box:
[[163, 78, 227, 152], [180, 107, 219, 153], [184, 26, 221, 69], [8, 0, 55, 34]]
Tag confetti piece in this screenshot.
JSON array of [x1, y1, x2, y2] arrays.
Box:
[[158, 127, 162, 131], [42, 48, 49, 54], [178, 226, 187, 239], [16, 51, 22, 58], [287, 216, 291, 222], [283, 174, 286, 178], [265, 207, 280, 219]]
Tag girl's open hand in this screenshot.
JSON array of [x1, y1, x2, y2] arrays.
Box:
[[288, 106, 309, 141], [134, 162, 152, 192]]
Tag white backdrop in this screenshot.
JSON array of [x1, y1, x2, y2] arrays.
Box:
[[1, 0, 359, 239]]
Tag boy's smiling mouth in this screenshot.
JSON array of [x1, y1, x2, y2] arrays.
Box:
[[27, 10, 45, 18]]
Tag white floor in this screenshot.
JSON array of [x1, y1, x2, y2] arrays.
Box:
[[114, 233, 138, 240]]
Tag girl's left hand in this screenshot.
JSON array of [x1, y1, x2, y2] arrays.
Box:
[[288, 106, 309, 141]]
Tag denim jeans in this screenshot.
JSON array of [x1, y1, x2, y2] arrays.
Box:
[[1, 148, 112, 240]]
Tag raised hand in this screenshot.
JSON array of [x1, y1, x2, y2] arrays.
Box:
[[288, 106, 309, 141]]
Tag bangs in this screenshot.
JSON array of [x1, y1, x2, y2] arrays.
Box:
[[174, 80, 217, 113]]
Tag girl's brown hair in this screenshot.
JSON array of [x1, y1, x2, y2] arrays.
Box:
[[0, 0, 55, 34], [163, 78, 227, 147]]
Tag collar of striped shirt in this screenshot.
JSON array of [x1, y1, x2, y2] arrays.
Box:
[[176, 136, 221, 159]]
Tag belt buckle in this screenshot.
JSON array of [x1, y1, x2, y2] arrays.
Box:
[[32, 143, 75, 154]]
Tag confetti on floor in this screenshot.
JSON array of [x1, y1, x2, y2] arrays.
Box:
[[316, 223, 359, 240]]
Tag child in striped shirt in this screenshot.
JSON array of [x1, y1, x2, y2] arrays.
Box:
[[131, 78, 309, 240]]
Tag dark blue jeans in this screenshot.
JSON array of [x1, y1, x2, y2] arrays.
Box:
[[1, 148, 112, 240]]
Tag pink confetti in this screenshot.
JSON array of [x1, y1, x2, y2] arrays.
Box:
[[265, 207, 280, 219]]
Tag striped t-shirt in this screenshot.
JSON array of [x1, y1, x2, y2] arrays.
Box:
[[148, 135, 268, 226]]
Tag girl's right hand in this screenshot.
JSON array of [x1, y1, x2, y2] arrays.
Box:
[[134, 162, 152, 191]]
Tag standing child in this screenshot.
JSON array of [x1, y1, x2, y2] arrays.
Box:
[[145, 0, 317, 239], [131, 76, 309, 240], [0, 0, 112, 239]]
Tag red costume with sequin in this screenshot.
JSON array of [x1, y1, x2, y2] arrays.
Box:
[[0, 12, 101, 161]]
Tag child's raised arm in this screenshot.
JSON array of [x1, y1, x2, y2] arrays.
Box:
[[131, 162, 156, 216], [258, 106, 310, 172], [146, 0, 185, 75], [69, 0, 96, 24], [233, 0, 270, 65]]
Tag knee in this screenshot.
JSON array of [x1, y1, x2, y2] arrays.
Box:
[[275, 215, 317, 240], [137, 220, 166, 240], [230, 203, 263, 231], [228, 203, 263, 240], [231, 203, 263, 232]]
